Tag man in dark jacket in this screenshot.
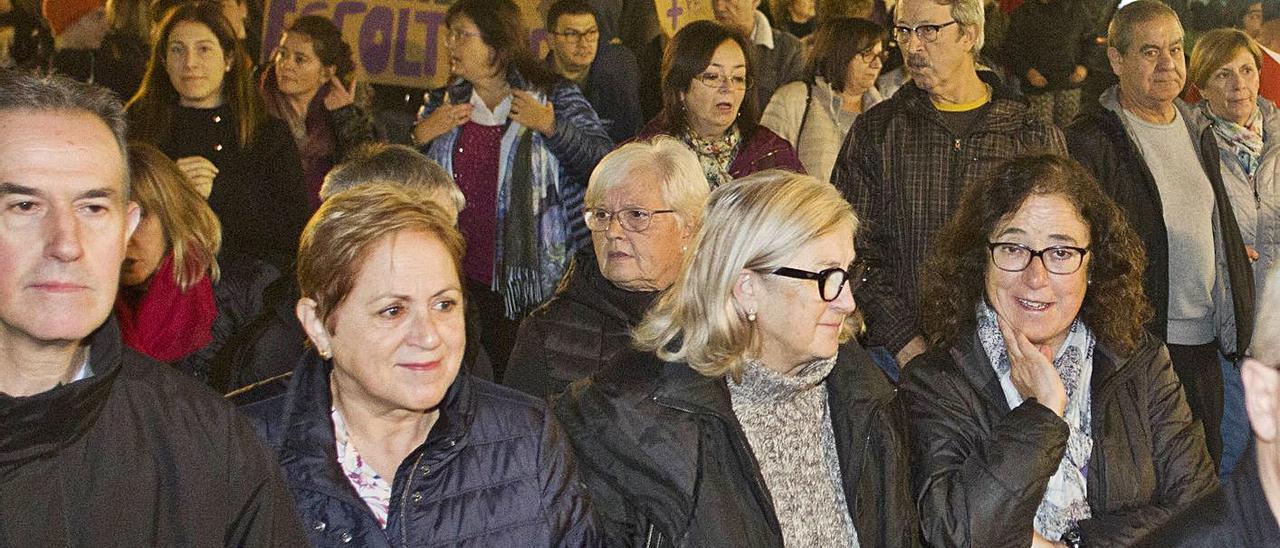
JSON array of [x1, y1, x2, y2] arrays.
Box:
[[0, 70, 305, 545], [712, 0, 804, 107], [1065, 0, 1255, 469], [1138, 264, 1280, 546], [545, 0, 643, 143], [831, 0, 1066, 376]]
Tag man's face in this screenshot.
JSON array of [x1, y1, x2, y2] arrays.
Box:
[[0, 110, 138, 347], [895, 0, 978, 95], [1245, 2, 1263, 38], [1108, 15, 1186, 110], [713, 0, 759, 36], [549, 13, 599, 74]]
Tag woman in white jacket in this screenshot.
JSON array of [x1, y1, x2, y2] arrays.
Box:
[[761, 17, 886, 182]]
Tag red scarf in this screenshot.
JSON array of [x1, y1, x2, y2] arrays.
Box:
[[114, 253, 217, 362]]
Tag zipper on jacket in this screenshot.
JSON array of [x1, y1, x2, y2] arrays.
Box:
[[397, 451, 427, 547], [644, 523, 664, 548], [953, 138, 961, 151]]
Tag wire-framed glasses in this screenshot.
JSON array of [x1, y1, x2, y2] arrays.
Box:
[[584, 207, 676, 232]]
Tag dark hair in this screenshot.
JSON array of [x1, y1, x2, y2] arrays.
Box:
[[807, 17, 885, 92], [655, 20, 759, 138], [127, 1, 264, 147], [1108, 0, 1181, 54], [919, 154, 1152, 355], [0, 69, 130, 197], [446, 0, 558, 91], [545, 0, 598, 31], [284, 16, 356, 80]]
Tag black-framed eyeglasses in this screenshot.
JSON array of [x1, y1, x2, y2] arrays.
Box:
[[856, 47, 889, 64], [550, 28, 599, 43], [987, 242, 1090, 275], [693, 71, 751, 91], [770, 261, 869, 302], [892, 20, 958, 44], [584, 207, 676, 232]]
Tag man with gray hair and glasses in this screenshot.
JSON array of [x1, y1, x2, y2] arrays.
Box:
[[0, 70, 304, 544], [1138, 265, 1280, 546], [831, 0, 1064, 379]]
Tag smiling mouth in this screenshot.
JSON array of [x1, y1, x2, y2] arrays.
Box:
[[1016, 298, 1051, 311]]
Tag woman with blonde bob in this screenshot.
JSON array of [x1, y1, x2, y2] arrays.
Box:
[[555, 170, 916, 547], [506, 136, 710, 398], [116, 142, 281, 383]]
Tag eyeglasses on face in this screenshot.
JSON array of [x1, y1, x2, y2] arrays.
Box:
[[892, 20, 958, 44], [444, 28, 483, 46], [551, 28, 600, 43], [584, 207, 676, 232], [770, 261, 869, 302], [693, 71, 751, 91], [987, 242, 1090, 275], [856, 47, 889, 64]]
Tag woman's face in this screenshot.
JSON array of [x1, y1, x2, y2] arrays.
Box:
[[274, 32, 331, 101], [844, 42, 885, 94], [447, 15, 497, 83], [682, 40, 747, 140], [1201, 48, 1260, 126], [305, 230, 466, 415], [120, 210, 167, 288], [164, 20, 231, 109], [747, 222, 857, 375], [984, 193, 1091, 353], [590, 170, 693, 292]]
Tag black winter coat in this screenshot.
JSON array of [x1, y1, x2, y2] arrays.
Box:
[[554, 344, 918, 547], [505, 251, 657, 398], [1065, 98, 1255, 357], [241, 351, 598, 547], [0, 317, 306, 545], [1135, 444, 1280, 546], [902, 332, 1217, 547], [172, 251, 281, 385]]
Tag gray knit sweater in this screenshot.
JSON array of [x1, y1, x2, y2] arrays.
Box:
[[728, 357, 859, 547]]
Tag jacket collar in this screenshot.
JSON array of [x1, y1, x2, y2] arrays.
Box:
[[1099, 84, 1201, 145], [0, 316, 125, 475], [555, 250, 659, 325], [897, 70, 1031, 133], [278, 350, 478, 493]]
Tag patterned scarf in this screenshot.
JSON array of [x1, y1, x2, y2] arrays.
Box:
[[976, 302, 1094, 540], [1205, 102, 1264, 178], [682, 126, 741, 188]]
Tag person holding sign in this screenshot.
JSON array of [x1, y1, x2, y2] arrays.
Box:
[[411, 0, 613, 378], [261, 15, 375, 210], [127, 1, 309, 273]]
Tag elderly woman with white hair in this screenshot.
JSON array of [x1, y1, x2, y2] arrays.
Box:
[[554, 170, 917, 546], [505, 136, 710, 398]]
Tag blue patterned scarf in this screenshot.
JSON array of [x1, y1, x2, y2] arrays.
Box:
[[1204, 102, 1264, 178]]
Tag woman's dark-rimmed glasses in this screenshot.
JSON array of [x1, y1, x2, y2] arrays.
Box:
[[987, 242, 1090, 275], [771, 261, 869, 302]]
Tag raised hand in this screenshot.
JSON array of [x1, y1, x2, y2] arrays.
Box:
[[996, 311, 1067, 417], [323, 75, 357, 111], [509, 90, 556, 136], [175, 155, 217, 198], [412, 102, 473, 146]]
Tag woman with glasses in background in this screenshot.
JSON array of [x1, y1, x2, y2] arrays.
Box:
[[556, 170, 916, 546], [505, 137, 709, 399], [904, 155, 1216, 547], [410, 0, 613, 377], [637, 20, 804, 188], [762, 17, 886, 182]]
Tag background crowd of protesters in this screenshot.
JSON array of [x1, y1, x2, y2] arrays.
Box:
[[3, 0, 1280, 544]]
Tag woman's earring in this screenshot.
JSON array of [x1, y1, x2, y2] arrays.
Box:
[[747, 311, 757, 322], [318, 348, 332, 359]]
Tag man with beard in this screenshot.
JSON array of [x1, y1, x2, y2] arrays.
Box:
[[544, 0, 642, 143], [1066, 0, 1254, 472], [830, 0, 1065, 378]]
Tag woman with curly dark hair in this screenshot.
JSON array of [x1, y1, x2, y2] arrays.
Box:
[[903, 154, 1217, 547]]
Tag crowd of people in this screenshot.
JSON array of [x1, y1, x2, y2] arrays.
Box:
[[2, 0, 1280, 545]]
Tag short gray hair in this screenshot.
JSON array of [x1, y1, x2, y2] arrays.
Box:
[[632, 170, 859, 379], [320, 143, 466, 219], [1108, 0, 1181, 54], [946, 0, 986, 53], [0, 69, 130, 197], [584, 136, 710, 230]]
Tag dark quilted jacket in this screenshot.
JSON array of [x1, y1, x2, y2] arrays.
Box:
[[505, 251, 658, 399], [902, 332, 1217, 547], [554, 343, 917, 547], [240, 351, 599, 547]]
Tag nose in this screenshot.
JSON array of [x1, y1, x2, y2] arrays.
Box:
[[45, 207, 84, 263], [604, 213, 628, 238], [829, 279, 857, 314], [1020, 256, 1051, 289], [407, 310, 442, 350]]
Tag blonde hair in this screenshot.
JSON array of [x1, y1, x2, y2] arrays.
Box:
[[632, 170, 858, 379], [297, 183, 465, 331], [127, 142, 221, 290], [584, 136, 710, 231], [1190, 28, 1262, 90]]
